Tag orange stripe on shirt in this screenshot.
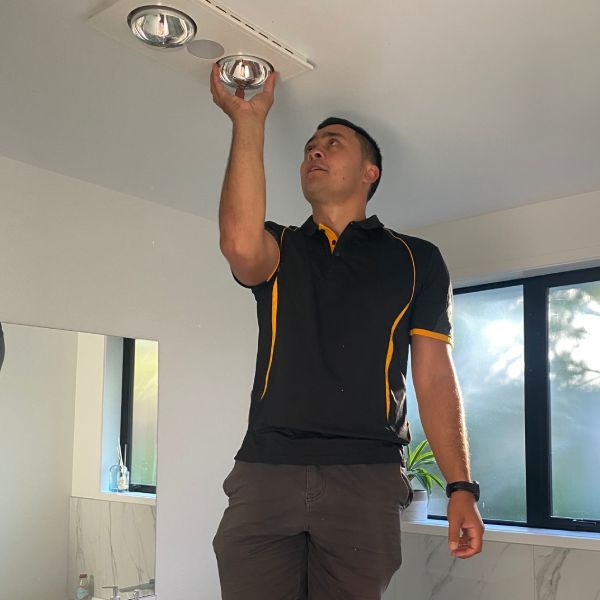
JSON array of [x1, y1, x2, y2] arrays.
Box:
[[410, 328, 453, 346], [260, 227, 288, 401], [383, 229, 416, 420]]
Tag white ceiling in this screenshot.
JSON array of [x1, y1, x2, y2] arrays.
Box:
[[2, 0, 599, 230]]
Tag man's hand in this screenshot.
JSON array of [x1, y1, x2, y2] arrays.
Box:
[[447, 490, 485, 558], [210, 62, 277, 123]]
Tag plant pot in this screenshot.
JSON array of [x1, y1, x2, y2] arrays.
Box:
[[401, 489, 429, 521]]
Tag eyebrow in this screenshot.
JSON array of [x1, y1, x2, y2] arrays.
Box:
[[304, 131, 346, 152]]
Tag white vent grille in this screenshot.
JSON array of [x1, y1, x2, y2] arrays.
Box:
[[202, 0, 304, 60]]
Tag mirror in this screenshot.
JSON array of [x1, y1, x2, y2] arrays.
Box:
[[0, 320, 158, 600]]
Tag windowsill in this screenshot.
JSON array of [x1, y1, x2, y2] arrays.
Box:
[[85, 491, 156, 505], [101, 490, 156, 503], [401, 517, 600, 551], [92, 596, 155, 600]]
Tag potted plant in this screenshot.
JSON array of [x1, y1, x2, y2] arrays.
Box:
[[402, 439, 445, 521]]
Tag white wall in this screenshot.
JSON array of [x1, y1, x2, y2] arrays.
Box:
[[0, 154, 258, 599], [0, 323, 78, 599], [2, 152, 599, 599], [71, 332, 108, 499], [406, 189, 600, 285], [99, 335, 123, 495]]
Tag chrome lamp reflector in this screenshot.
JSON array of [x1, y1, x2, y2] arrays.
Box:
[[128, 5, 197, 48], [217, 55, 273, 89]]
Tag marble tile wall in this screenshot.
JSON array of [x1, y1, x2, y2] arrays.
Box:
[[534, 545, 600, 600], [67, 496, 156, 599], [383, 532, 600, 600], [67, 497, 599, 600]]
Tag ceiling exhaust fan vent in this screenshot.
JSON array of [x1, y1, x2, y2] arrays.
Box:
[[87, 0, 313, 82], [203, 0, 297, 57]]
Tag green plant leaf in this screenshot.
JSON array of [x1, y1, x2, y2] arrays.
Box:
[[409, 439, 429, 465], [404, 438, 446, 495], [413, 457, 436, 467], [429, 473, 445, 491], [422, 475, 432, 494], [415, 451, 435, 462], [414, 473, 428, 492]]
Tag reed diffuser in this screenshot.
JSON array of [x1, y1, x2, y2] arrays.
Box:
[[117, 442, 129, 493], [109, 439, 129, 493]]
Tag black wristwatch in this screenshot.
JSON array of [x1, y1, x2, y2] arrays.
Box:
[[446, 480, 480, 502]]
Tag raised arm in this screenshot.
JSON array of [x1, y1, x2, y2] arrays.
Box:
[[211, 63, 280, 286]]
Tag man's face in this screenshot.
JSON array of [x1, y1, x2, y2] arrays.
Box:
[[300, 124, 369, 204]]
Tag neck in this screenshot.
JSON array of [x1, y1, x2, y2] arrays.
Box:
[[311, 206, 368, 237]]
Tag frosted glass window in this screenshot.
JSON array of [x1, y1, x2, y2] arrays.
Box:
[[407, 285, 526, 521], [131, 338, 158, 487], [549, 281, 600, 520]]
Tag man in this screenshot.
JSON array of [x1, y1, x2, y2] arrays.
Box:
[[210, 63, 484, 599]]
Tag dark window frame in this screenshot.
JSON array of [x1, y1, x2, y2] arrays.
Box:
[[426, 264, 600, 533], [120, 337, 157, 495]]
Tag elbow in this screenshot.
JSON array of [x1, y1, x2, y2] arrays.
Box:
[[219, 236, 235, 257], [220, 236, 263, 261]]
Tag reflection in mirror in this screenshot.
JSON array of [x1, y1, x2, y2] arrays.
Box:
[[0, 321, 158, 600]]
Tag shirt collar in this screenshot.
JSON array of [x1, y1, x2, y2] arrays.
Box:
[[300, 213, 384, 236]]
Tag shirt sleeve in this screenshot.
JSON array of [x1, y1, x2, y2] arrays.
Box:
[[409, 244, 454, 346], [230, 221, 283, 292]]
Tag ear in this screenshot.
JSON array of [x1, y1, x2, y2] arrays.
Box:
[[363, 164, 380, 185]]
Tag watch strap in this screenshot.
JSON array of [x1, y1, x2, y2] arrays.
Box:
[[446, 480, 480, 501]]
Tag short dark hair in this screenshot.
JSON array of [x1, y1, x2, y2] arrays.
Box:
[[316, 116, 382, 202]]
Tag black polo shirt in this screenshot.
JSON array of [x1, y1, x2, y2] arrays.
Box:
[[230, 213, 453, 466]]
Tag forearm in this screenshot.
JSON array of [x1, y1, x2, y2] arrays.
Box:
[[415, 370, 471, 483], [219, 117, 267, 254]]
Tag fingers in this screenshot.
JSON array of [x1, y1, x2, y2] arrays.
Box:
[[447, 519, 461, 552], [210, 62, 277, 121], [210, 62, 225, 103], [262, 69, 278, 96], [451, 540, 478, 558], [210, 63, 242, 116], [246, 70, 277, 114], [449, 527, 483, 558], [447, 502, 484, 559]]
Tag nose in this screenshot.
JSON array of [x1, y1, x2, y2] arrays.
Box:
[[307, 148, 325, 165]]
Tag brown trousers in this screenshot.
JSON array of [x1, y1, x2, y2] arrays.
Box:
[[212, 460, 413, 600]]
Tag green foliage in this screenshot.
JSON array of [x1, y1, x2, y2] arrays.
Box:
[[549, 287, 600, 391], [405, 439, 445, 495]]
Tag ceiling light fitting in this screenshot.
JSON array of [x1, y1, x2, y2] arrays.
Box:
[[88, 0, 313, 87], [127, 5, 272, 88], [216, 54, 272, 89], [128, 5, 197, 48]]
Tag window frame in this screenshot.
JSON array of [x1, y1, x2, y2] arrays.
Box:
[[426, 264, 600, 533], [120, 337, 157, 495]]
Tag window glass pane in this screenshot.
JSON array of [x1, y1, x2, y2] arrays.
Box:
[[407, 285, 526, 521], [131, 339, 158, 487], [549, 281, 600, 520]]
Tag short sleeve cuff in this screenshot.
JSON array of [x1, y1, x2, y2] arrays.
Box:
[[230, 261, 278, 290], [229, 221, 282, 291], [409, 328, 454, 347]]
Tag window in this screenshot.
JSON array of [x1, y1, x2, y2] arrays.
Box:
[[120, 338, 158, 494], [406, 265, 600, 533]]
